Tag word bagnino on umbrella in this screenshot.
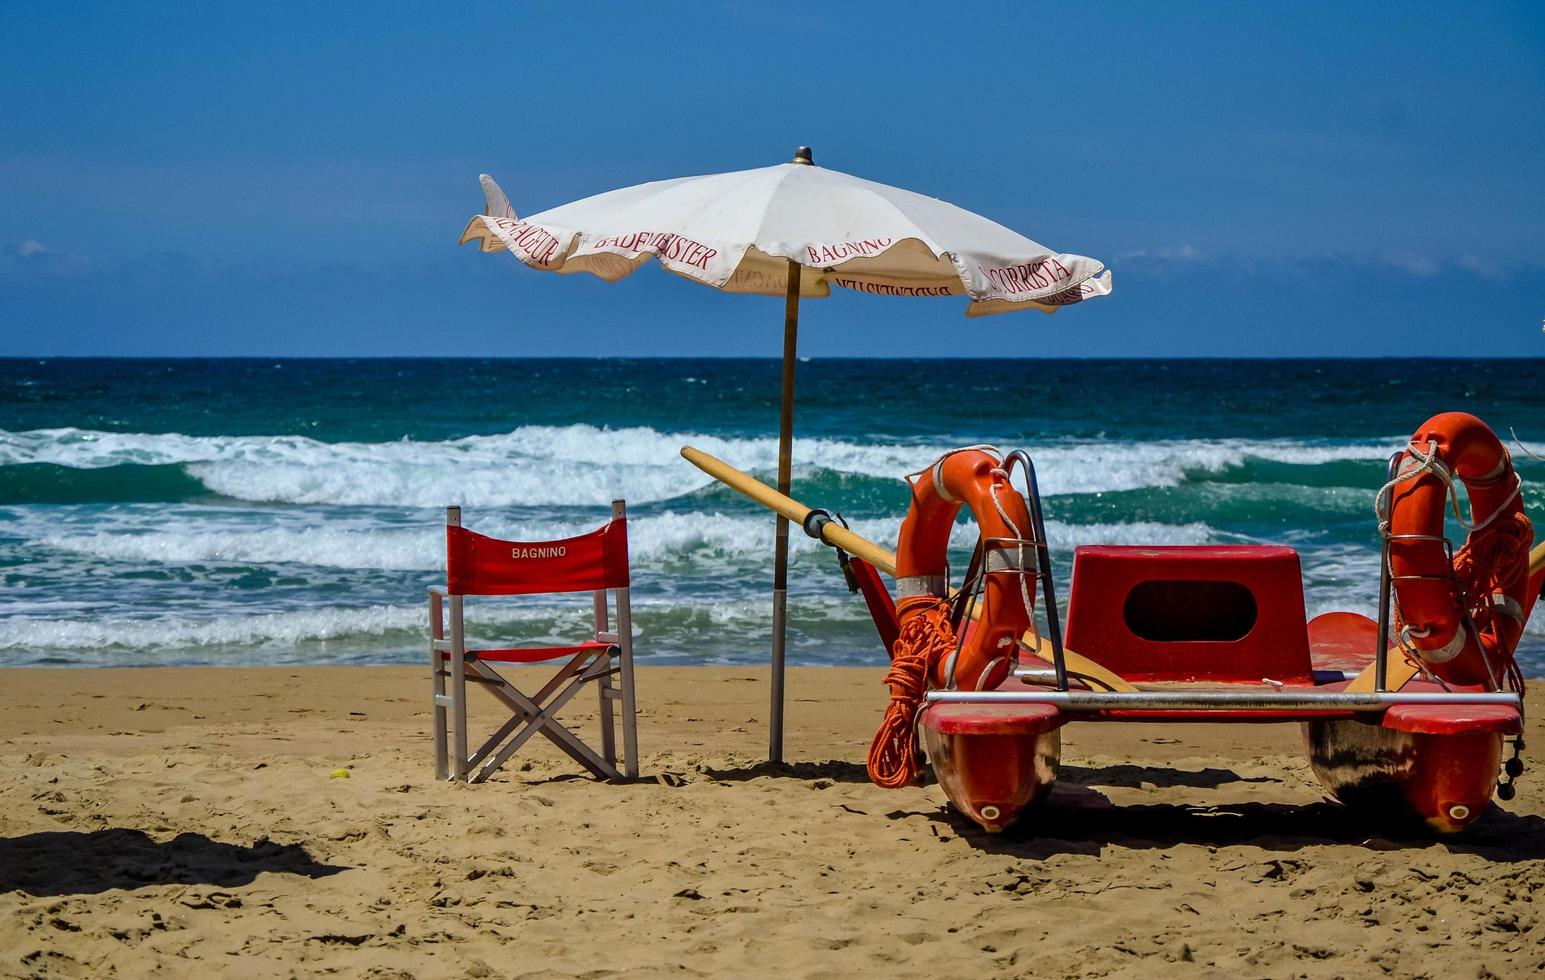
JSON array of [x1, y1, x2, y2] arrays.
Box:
[[459, 147, 1112, 763]]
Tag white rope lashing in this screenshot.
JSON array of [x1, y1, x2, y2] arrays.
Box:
[[1374, 439, 1521, 537], [988, 467, 1040, 667], [909, 446, 1042, 691], [1373, 438, 1520, 683]]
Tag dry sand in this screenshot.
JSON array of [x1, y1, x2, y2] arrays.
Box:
[[2, 665, 1542, 978]]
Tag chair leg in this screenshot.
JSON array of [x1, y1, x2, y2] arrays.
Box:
[[597, 669, 618, 771], [468, 703, 532, 772], [461, 655, 608, 771], [430, 591, 448, 781], [591, 587, 617, 771], [450, 595, 469, 781], [465, 656, 620, 782], [620, 661, 639, 779], [618, 588, 640, 779], [471, 655, 620, 783]]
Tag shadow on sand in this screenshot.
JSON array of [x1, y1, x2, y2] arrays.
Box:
[[701, 758, 1545, 861], [700, 759, 876, 784], [922, 781, 1545, 861], [1061, 762, 1281, 790], [702, 759, 1283, 790], [0, 829, 347, 897]]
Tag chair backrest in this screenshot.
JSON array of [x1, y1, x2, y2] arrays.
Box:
[[445, 502, 630, 597]]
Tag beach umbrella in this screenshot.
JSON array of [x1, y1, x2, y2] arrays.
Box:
[[459, 147, 1112, 762]]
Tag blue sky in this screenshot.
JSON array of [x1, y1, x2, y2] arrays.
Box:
[[2, 2, 1542, 357]]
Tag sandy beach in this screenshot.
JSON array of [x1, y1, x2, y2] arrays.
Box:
[[0, 665, 1539, 978]]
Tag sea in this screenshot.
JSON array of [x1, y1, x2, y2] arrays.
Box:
[[3, 357, 1543, 674]]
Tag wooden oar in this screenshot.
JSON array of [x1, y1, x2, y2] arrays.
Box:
[[681, 445, 1139, 693], [1346, 539, 1545, 693], [680, 446, 893, 570]]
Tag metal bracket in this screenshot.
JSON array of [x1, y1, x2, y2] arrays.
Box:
[[802, 508, 833, 539]]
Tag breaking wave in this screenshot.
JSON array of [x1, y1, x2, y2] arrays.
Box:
[[0, 425, 1403, 507], [0, 593, 878, 666], [28, 506, 1220, 572]]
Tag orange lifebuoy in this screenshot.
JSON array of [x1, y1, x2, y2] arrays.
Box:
[[867, 448, 1039, 788], [1385, 412, 1532, 690], [895, 448, 1037, 692]]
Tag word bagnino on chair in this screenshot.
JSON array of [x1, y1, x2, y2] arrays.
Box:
[[429, 501, 638, 783]]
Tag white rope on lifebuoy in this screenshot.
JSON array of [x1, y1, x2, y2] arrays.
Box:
[[987, 468, 1038, 655], [1374, 437, 1525, 678], [903, 445, 1001, 497], [1375, 439, 1522, 536]]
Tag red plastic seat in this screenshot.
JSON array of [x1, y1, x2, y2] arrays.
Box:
[[1064, 545, 1314, 684], [920, 702, 1064, 736]]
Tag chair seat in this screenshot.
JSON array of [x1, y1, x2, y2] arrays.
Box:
[[468, 641, 617, 664]]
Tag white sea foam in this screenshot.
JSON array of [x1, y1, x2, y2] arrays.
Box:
[[29, 511, 808, 571], [0, 602, 587, 652], [9, 425, 1542, 671], [38, 524, 443, 571], [9, 533, 1539, 663], [0, 425, 1400, 507], [0, 590, 871, 654], [33, 507, 1220, 572]]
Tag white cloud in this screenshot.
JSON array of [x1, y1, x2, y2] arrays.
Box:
[[1114, 244, 1203, 264], [0, 239, 91, 278], [1377, 250, 1440, 277], [1453, 254, 1508, 281]]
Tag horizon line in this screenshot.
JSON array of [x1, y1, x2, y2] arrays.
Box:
[[4, 354, 1544, 363]]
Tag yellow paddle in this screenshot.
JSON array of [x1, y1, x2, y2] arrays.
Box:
[[680, 445, 1139, 693], [1346, 540, 1545, 693]]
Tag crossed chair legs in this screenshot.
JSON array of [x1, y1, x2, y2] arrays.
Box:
[[432, 637, 639, 784]]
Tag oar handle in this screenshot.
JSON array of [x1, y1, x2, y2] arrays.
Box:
[[680, 446, 897, 571]]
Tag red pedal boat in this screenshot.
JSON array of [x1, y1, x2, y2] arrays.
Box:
[[868, 414, 1543, 835], [681, 412, 1541, 835], [917, 547, 1527, 834]]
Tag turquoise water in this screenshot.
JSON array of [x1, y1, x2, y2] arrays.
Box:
[[2, 357, 1543, 672]]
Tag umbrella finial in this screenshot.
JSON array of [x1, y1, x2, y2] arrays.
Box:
[[792, 146, 813, 166]]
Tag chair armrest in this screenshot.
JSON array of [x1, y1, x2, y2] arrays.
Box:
[[427, 585, 449, 597]]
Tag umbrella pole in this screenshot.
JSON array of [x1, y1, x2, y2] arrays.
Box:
[[769, 258, 800, 763]]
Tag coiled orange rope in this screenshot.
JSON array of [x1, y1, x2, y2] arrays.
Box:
[[866, 597, 957, 788]]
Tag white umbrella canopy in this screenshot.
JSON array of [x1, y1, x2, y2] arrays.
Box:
[[460, 149, 1111, 315], [459, 148, 1112, 763]]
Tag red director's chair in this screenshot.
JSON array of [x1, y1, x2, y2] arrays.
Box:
[[430, 501, 639, 783]]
